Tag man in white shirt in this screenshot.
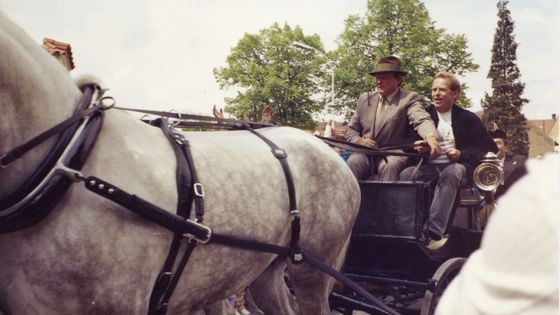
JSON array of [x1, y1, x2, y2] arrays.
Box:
[[400, 72, 497, 246]]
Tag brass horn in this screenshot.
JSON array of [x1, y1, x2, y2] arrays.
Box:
[[473, 152, 503, 191]]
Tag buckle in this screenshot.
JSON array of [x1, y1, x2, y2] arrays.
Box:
[[183, 219, 212, 244], [54, 163, 85, 182], [292, 252, 303, 263], [0, 154, 10, 169], [193, 183, 205, 197], [271, 148, 287, 159], [96, 96, 116, 110]]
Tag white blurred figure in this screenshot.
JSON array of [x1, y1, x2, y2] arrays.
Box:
[[436, 154, 559, 315], [324, 120, 333, 138]]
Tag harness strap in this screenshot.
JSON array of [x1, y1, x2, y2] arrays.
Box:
[[301, 253, 399, 315], [0, 91, 110, 168], [84, 176, 302, 257], [150, 240, 198, 315], [0, 84, 105, 233], [84, 176, 305, 269], [114, 106, 274, 129], [85, 177, 212, 242], [316, 135, 426, 158], [240, 124, 303, 264], [83, 176, 399, 314], [0, 85, 99, 211], [146, 119, 205, 315]]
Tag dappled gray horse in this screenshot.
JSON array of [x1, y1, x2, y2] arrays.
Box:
[[0, 10, 360, 315]]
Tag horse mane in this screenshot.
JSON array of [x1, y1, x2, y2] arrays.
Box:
[[75, 74, 103, 88]]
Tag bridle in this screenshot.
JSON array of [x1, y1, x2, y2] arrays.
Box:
[[0, 84, 400, 315]]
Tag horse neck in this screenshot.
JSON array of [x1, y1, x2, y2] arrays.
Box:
[[0, 11, 82, 197]]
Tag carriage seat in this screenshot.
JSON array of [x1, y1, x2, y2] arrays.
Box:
[[352, 179, 433, 241], [353, 173, 483, 242], [451, 180, 484, 231]]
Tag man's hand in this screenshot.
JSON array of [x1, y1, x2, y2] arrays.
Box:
[[425, 135, 441, 160], [414, 140, 429, 153], [356, 137, 379, 149], [447, 148, 461, 162]]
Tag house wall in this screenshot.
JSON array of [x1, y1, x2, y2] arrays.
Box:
[[528, 124, 555, 158]]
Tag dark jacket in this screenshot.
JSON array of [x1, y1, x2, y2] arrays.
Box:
[[427, 105, 498, 177], [495, 154, 527, 200]]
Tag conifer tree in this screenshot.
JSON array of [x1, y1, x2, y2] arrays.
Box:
[[482, 0, 529, 156]]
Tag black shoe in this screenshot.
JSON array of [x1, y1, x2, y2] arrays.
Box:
[[427, 230, 442, 241]]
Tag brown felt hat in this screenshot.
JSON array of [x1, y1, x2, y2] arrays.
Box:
[[368, 56, 408, 76]]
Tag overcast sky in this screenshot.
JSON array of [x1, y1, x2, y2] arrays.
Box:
[[1, 0, 558, 120]]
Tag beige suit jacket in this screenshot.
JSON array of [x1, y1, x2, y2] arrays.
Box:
[[346, 88, 436, 147]]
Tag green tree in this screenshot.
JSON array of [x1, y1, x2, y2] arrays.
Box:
[[213, 23, 327, 128], [332, 0, 479, 116], [481, 1, 529, 157]]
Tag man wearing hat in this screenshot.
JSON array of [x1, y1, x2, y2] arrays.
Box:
[[345, 56, 440, 181], [478, 128, 527, 228], [489, 129, 527, 201]]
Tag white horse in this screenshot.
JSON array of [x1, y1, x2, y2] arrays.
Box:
[[0, 10, 360, 315]]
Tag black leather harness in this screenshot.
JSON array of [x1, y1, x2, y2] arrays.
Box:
[[0, 87, 399, 315], [0, 84, 105, 232]]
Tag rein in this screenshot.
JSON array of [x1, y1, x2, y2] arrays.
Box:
[[113, 106, 276, 130], [317, 135, 427, 159]]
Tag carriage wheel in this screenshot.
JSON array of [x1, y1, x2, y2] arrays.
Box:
[[420, 257, 466, 315]]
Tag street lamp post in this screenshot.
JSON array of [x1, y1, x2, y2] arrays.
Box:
[[292, 42, 336, 126]]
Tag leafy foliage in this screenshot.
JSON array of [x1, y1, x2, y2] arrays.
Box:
[[213, 23, 327, 128], [333, 0, 479, 116], [214, 0, 480, 126], [481, 0, 529, 156]]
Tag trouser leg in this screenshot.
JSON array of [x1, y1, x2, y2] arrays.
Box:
[[428, 163, 466, 237], [377, 154, 408, 181], [399, 164, 437, 181], [346, 153, 371, 180]]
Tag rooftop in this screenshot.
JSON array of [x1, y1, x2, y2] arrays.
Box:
[[42, 38, 75, 70]]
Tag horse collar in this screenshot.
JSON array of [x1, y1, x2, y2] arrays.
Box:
[[0, 84, 104, 233]]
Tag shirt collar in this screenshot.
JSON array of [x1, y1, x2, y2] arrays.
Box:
[[383, 88, 399, 104]]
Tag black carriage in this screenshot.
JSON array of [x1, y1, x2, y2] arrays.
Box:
[[329, 154, 501, 315]]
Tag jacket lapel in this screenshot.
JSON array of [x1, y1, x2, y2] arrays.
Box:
[[503, 155, 515, 181]]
